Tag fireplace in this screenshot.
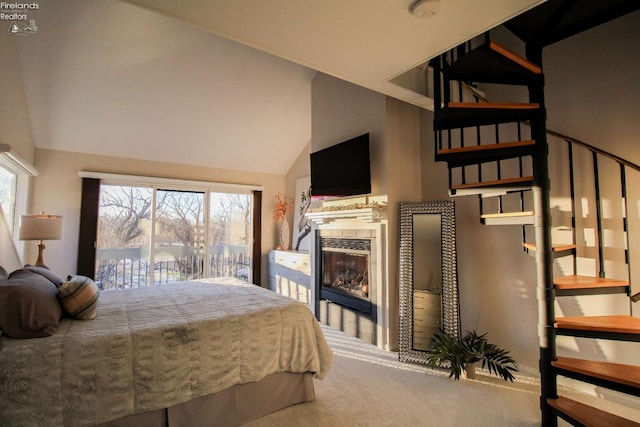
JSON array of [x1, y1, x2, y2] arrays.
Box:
[[319, 238, 372, 315], [307, 197, 387, 348]]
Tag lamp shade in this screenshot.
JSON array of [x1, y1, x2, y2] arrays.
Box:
[[19, 213, 63, 241]]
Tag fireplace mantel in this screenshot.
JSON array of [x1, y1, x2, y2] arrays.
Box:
[[306, 207, 383, 224], [305, 195, 387, 225]]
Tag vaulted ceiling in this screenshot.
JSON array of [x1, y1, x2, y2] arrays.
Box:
[[14, 0, 544, 174]]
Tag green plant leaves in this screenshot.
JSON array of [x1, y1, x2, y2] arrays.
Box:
[[424, 329, 519, 382]]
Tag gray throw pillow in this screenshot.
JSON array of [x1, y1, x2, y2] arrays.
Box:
[[0, 271, 63, 338]]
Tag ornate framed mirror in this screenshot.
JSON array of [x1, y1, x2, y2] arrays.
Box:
[[399, 200, 460, 365]]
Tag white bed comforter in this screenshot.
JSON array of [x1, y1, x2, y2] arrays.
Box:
[[0, 279, 333, 426]]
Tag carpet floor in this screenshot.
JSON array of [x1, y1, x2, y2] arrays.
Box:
[[245, 326, 543, 426]]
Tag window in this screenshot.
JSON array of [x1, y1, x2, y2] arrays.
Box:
[[93, 182, 256, 289], [0, 146, 37, 236], [0, 166, 17, 232]]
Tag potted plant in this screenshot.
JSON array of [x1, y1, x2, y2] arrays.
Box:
[[424, 329, 519, 381]]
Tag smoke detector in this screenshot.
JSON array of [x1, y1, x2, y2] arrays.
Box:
[[409, 0, 440, 18]]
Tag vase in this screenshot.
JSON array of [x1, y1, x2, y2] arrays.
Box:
[[462, 362, 478, 380], [279, 220, 290, 250]]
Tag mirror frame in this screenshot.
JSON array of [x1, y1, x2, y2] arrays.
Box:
[[399, 200, 460, 365]]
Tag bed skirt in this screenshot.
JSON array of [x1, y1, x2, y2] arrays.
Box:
[[98, 372, 315, 427]]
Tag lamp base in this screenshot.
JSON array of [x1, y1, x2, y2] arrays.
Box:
[[34, 241, 46, 267]]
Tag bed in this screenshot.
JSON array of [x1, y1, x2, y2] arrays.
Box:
[[0, 273, 333, 427]]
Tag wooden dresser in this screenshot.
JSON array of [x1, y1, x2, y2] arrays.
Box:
[[268, 250, 311, 305], [412, 290, 442, 351]]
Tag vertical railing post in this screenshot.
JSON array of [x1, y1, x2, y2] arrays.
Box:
[[518, 123, 527, 247], [621, 165, 632, 303], [593, 152, 605, 278], [568, 142, 577, 275]]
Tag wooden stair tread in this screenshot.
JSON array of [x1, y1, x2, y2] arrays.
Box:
[[553, 357, 640, 389], [436, 140, 536, 168], [522, 243, 576, 252], [451, 176, 534, 191], [437, 140, 535, 156], [480, 211, 534, 226], [555, 315, 640, 335], [547, 396, 640, 427], [555, 275, 629, 290], [444, 42, 542, 86], [448, 102, 539, 110], [488, 42, 542, 74], [481, 211, 533, 219], [434, 104, 544, 130]]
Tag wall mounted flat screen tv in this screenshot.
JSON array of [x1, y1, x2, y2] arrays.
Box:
[[310, 133, 371, 197]]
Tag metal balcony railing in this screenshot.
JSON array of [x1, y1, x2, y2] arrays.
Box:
[[95, 250, 250, 290]]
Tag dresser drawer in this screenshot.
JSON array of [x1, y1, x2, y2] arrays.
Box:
[[414, 315, 441, 333], [414, 290, 440, 305], [411, 290, 440, 351], [412, 335, 434, 351], [272, 250, 311, 274], [414, 322, 440, 337]]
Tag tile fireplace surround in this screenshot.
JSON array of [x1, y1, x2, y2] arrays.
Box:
[[307, 197, 389, 349]]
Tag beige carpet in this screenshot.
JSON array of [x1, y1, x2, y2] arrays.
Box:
[[244, 326, 542, 426]]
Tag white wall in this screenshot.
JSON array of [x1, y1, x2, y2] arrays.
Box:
[[544, 10, 640, 165], [0, 34, 34, 162], [0, 32, 37, 258]]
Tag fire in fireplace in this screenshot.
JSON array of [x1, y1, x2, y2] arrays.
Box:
[[319, 238, 372, 314]]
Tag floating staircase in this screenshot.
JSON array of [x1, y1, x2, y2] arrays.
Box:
[[431, 2, 640, 424]]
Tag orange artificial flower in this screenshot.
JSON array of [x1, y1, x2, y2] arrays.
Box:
[[273, 192, 292, 222]]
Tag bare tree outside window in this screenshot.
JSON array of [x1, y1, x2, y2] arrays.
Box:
[[97, 186, 157, 249], [96, 185, 154, 289], [95, 185, 253, 289]]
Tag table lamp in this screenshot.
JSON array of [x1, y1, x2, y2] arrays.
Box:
[[19, 212, 63, 267]]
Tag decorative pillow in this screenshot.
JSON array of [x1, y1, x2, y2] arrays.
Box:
[[58, 275, 100, 320], [12, 265, 64, 287], [0, 271, 63, 338]]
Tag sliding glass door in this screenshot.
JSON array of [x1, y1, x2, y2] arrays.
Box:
[[208, 192, 252, 280], [153, 189, 206, 284], [95, 184, 253, 289], [96, 185, 153, 288]]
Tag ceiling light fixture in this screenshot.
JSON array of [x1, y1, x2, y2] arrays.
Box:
[[409, 0, 440, 19]]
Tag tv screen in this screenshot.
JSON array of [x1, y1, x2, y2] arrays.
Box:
[[310, 133, 371, 197]]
